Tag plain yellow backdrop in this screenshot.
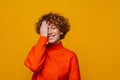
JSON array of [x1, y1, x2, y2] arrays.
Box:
[[0, 0, 120, 80]]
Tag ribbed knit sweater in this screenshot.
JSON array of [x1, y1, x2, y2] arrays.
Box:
[[25, 36, 80, 80]]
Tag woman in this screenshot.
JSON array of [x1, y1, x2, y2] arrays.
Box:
[[25, 12, 81, 80]]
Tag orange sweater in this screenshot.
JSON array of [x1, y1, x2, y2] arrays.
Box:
[[25, 36, 80, 80]]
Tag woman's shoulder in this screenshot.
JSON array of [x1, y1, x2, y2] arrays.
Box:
[[62, 47, 77, 58]]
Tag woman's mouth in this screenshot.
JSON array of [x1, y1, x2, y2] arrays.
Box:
[[48, 35, 55, 40]]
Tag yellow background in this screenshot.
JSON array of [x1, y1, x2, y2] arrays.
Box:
[[0, 0, 120, 80]]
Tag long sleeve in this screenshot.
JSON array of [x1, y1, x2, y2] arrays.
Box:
[[68, 54, 81, 80], [24, 36, 47, 72]]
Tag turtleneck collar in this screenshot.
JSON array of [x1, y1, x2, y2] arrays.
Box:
[[46, 41, 64, 50]]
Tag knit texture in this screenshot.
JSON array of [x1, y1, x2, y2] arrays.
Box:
[[25, 36, 80, 80]]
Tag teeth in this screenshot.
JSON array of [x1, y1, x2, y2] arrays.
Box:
[[48, 36, 54, 38], [48, 35, 55, 37]]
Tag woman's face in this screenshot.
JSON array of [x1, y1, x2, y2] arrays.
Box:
[[47, 24, 61, 44]]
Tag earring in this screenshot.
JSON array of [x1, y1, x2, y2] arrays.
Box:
[[60, 32, 63, 35]]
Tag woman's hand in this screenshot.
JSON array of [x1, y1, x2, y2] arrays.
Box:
[[39, 21, 48, 37]]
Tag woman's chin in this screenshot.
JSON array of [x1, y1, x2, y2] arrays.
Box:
[[48, 40, 54, 44]]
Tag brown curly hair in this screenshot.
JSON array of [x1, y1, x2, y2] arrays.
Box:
[[35, 12, 71, 39]]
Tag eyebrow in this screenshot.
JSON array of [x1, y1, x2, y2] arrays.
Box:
[[49, 24, 55, 26]]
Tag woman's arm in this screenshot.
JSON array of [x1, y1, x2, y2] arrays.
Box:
[[68, 54, 81, 80], [24, 36, 47, 72], [25, 21, 48, 72]]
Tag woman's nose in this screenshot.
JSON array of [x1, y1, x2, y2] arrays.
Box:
[[48, 28, 52, 34]]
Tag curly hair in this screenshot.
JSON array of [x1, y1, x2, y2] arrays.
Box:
[[35, 12, 71, 39]]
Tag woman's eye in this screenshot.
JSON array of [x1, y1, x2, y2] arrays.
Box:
[[51, 27, 56, 29]]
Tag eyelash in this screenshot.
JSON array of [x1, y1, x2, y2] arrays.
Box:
[[51, 27, 56, 29]]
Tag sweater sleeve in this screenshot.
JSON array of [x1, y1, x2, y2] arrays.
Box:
[[24, 36, 47, 72], [68, 54, 81, 80]]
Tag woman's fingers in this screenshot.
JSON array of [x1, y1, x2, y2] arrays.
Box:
[[40, 21, 48, 37]]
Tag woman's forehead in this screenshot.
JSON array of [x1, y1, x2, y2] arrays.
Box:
[[48, 24, 56, 28], [48, 23, 60, 28]]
